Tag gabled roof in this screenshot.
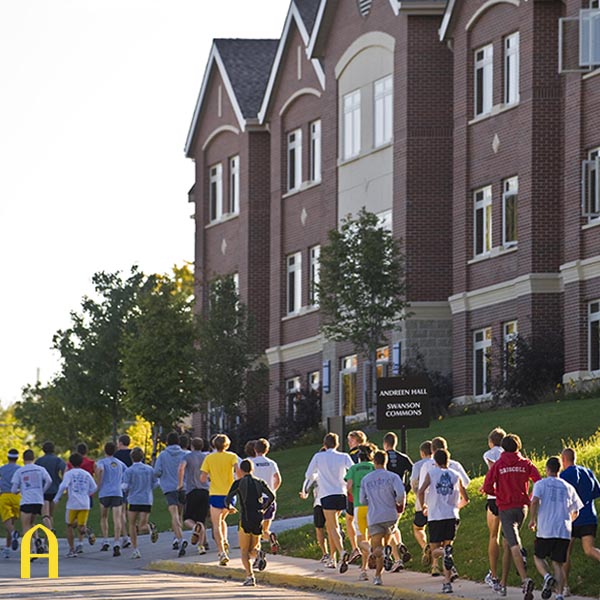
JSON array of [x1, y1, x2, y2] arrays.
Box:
[[439, 0, 456, 41], [184, 39, 278, 157], [257, 1, 326, 124]]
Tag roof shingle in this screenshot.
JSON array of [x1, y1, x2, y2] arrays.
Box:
[[294, 0, 321, 35]]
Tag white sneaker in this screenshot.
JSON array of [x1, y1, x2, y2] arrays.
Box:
[[131, 548, 142, 559], [373, 575, 383, 586], [563, 586, 571, 598], [358, 570, 369, 581], [1, 547, 10, 559], [75, 543, 83, 554], [485, 570, 494, 587]]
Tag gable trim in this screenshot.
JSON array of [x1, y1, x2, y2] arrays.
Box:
[[335, 31, 396, 79], [201, 125, 241, 151], [465, 0, 520, 31], [279, 87, 322, 117]]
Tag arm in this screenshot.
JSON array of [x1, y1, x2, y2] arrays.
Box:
[[95, 464, 104, 490], [224, 480, 239, 509], [199, 456, 209, 484], [177, 461, 186, 490], [359, 479, 368, 506], [482, 465, 496, 496], [260, 480, 276, 512], [88, 473, 98, 496], [394, 477, 406, 513], [528, 496, 540, 530], [53, 475, 68, 504], [417, 473, 431, 514], [153, 455, 163, 478], [273, 471, 282, 492], [458, 478, 470, 508], [10, 471, 20, 494], [42, 468, 52, 493], [122, 470, 130, 493]]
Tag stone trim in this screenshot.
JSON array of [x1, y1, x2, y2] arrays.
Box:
[[334, 31, 396, 79], [266, 335, 323, 366], [201, 125, 240, 151], [561, 257, 600, 286]]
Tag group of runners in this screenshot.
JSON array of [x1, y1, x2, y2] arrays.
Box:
[[0, 427, 599, 597]]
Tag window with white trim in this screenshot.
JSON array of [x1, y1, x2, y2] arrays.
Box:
[[474, 186, 492, 256], [209, 163, 223, 222], [473, 327, 492, 396], [343, 90, 361, 159], [376, 346, 390, 379], [374, 75, 393, 147], [228, 155, 239, 215], [287, 129, 302, 192], [504, 33, 520, 106], [286, 252, 302, 315], [503, 320, 518, 376], [502, 177, 518, 247], [310, 120, 321, 183], [340, 354, 358, 416], [309, 370, 320, 391], [589, 301, 600, 371], [309, 245, 320, 307], [475, 44, 493, 117], [285, 376, 301, 418], [583, 147, 600, 220]]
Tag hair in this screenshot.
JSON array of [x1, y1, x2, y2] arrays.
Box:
[[434, 448, 449, 467], [240, 458, 253, 474], [191, 437, 204, 451], [562, 448, 576, 464], [244, 440, 257, 457], [77, 443, 88, 456], [131, 447, 144, 463], [70, 452, 83, 467], [383, 432, 398, 449], [546, 456, 561, 474], [420, 440, 433, 456], [42, 441, 55, 454], [118, 434, 131, 447], [347, 430, 367, 445], [432, 436, 448, 451], [179, 434, 190, 450], [373, 450, 388, 466], [501, 433, 522, 453], [255, 438, 270, 455], [23, 449, 34, 461], [104, 441, 116, 456], [213, 434, 231, 452], [166, 431, 180, 446], [210, 434, 218, 449], [488, 427, 506, 447], [323, 432, 339, 449], [357, 444, 375, 462]]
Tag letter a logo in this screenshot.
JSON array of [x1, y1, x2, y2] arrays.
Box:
[[20, 524, 59, 579]]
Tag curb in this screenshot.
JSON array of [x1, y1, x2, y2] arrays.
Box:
[[147, 560, 452, 600]]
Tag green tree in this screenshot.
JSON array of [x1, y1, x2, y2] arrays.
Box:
[[0, 405, 35, 458], [317, 208, 409, 416]]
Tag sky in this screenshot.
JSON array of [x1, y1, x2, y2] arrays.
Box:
[[0, 0, 289, 407]]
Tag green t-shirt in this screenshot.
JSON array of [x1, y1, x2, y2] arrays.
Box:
[[344, 461, 375, 507]]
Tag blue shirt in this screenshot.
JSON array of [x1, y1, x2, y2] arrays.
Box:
[[560, 464, 600, 526], [0, 463, 20, 493], [154, 445, 187, 493], [35, 454, 66, 495], [96, 456, 126, 498], [122, 462, 158, 505]]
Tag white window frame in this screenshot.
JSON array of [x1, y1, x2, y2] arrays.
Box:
[[285, 376, 301, 418], [339, 354, 358, 416], [473, 327, 492, 397], [228, 155, 239, 215], [474, 186, 493, 257], [503, 320, 518, 376], [343, 90, 361, 159], [374, 75, 393, 147], [309, 245, 320, 307], [583, 147, 600, 220], [309, 370, 320, 391], [310, 120, 321, 183], [504, 33, 520, 106], [474, 44, 493, 117], [287, 129, 302, 192], [502, 176, 518, 248], [209, 163, 223, 222], [589, 301, 600, 372], [580, 8, 600, 68], [286, 252, 302, 315]]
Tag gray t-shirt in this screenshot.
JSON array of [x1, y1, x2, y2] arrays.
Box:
[[360, 468, 405, 526], [182, 450, 209, 492]]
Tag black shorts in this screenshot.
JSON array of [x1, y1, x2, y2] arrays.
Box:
[[486, 499, 499, 517], [429, 518, 459, 543], [99, 496, 124, 508], [321, 494, 347, 511], [21, 504, 43, 515], [313, 505, 326, 529], [128, 504, 151, 513], [43, 493, 56, 503], [572, 524, 597, 539], [183, 489, 209, 523], [346, 499, 354, 516], [535, 537, 570, 563], [241, 519, 263, 536], [413, 510, 428, 528], [165, 490, 186, 506]]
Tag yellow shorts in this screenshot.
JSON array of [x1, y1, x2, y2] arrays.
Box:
[[0, 493, 20, 522], [356, 505, 369, 538], [67, 509, 89, 527]]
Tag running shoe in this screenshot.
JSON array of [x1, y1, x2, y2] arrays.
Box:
[[522, 577, 534, 600], [11, 531, 19, 551], [256, 550, 267, 571], [66, 550, 77, 558], [398, 543, 412, 563], [178, 540, 188, 558], [442, 582, 453, 594], [87, 528, 96, 545], [450, 566, 459, 582], [218, 552, 229, 566], [131, 548, 142, 559], [2, 547, 10, 559], [75, 543, 83, 554], [348, 547, 362, 564], [391, 559, 404, 572], [34, 536, 44, 553], [443, 545, 455, 571], [358, 570, 368, 581], [223, 540, 230, 553], [113, 544, 121, 557], [497, 584, 507, 596], [122, 537, 132, 549], [191, 522, 203, 545], [242, 576, 256, 587], [373, 575, 383, 586], [541, 574, 556, 600], [485, 570, 494, 587], [556, 595, 565, 600], [492, 578, 501, 592], [269, 531, 279, 554], [422, 543, 432, 566], [197, 544, 207, 555], [383, 545, 393, 572], [101, 542, 110, 552], [339, 551, 350, 574], [172, 539, 179, 551], [320, 553, 330, 564], [431, 564, 442, 577], [148, 521, 158, 543], [563, 586, 571, 597], [325, 557, 337, 569]]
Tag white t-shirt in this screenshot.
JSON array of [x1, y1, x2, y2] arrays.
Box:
[[411, 457, 430, 511], [419, 458, 470, 506], [426, 467, 462, 522], [54, 468, 97, 510], [304, 449, 353, 499], [532, 477, 583, 539], [250, 455, 280, 492], [483, 446, 503, 499], [11, 464, 52, 505]]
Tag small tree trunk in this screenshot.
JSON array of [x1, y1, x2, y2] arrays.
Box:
[[150, 423, 159, 466], [370, 348, 377, 424]]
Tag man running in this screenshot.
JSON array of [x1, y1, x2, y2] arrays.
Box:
[[411, 440, 433, 566], [0, 449, 21, 558], [560, 447, 600, 596], [114, 434, 133, 549], [529, 456, 583, 600], [35, 441, 65, 534], [346, 430, 367, 564], [224, 459, 275, 587]]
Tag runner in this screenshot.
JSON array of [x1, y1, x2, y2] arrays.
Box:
[[178, 437, 209, 554], [418, 448, 469, 594], [114, 434, 133, 549], [53, 452, 97, 557], [560, 447, 600, 596], [345, 430, 367, 564], [250, 438, 281, 553], [200, 433, 240, 566], [0, 449, 21, 558], [244, 440, 257, 458], [95, 441, 127, 557], [411, 440, 433, 566], [529, 456, 583, 600], [304, 433, 353, 569], [122, 447, 159, 559], [359, 450, 406, 586], [482, 427, 506, 591], [10, 449, 52, 557], [35, 441, 65, 534], [155, 431, 188, 557], [224, 459, 275, 587], [67, 442, 97, 549], [483, 433, 541, 600]]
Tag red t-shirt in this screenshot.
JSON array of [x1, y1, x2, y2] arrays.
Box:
[[67, 456, 96, 477]]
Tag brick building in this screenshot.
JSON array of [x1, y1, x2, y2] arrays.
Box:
[[185, 0, 599, 433]]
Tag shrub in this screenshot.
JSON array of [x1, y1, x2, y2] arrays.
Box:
[[272, 385, 323, 448]]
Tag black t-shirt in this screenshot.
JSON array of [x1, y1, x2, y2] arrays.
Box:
[[114, 448, 133, 467], [386, 449, 413, 493]]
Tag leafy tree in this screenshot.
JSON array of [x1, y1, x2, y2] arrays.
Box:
[[0, 405, 35, 458], [317, 208, 409, 416]]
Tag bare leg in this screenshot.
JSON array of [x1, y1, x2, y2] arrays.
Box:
[[324, 509, 343, 559], [316, 527, 328, 556], [112, 505, 123, 543], [346, 513, 358, 551], [128, 511, 138, 549], [487, 510, 501, 579], [581, 535, 600, 562], [413, 524, 427, 549], [210, 506, 224, 553], [100, 505, 110, 540], [510, 544, 527, 580], [168, 505, 182, 540], [371, 533, 385, 578], [500, 538, 512, 586], [66, 523, 75, 551]]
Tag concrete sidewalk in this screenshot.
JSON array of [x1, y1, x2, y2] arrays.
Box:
[[148, 549, 593, 600]]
